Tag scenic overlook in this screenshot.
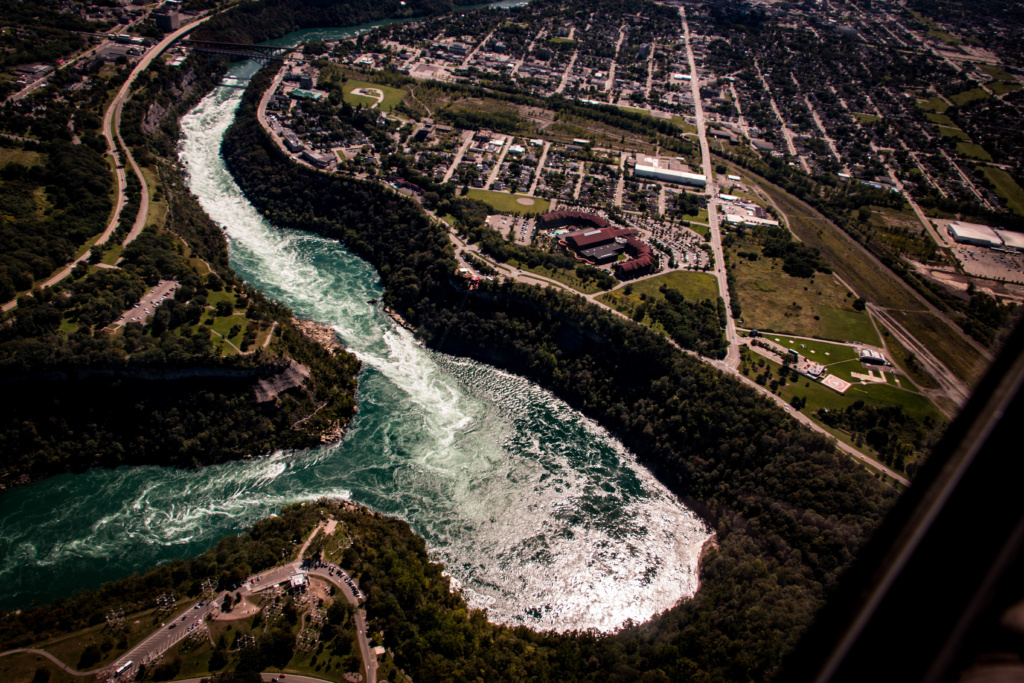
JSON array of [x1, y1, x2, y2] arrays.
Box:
[[0, 0, 1022, 681]]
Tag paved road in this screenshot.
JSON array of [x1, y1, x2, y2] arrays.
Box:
[[681, 7, 739, 369]]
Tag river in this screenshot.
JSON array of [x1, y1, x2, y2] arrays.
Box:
[[0, 18, 709, 632]]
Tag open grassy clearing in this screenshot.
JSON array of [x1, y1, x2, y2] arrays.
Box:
[[671, 115, 697, 133], [949, 88, 990, 107], [756, 332, 859, 362], [506, 259, 606, 294], [727, 233, 879, 343], [141, 165, 167, 230], [0, 146, 42, 166], [979, 64, 1014, 81], [937, 125, 969, 140], [735, 166, 984, 383], [916, 96, 949, 113], [925, 112, 955, 126], [853, 112, 880, 124], [604, 270, 719, 304], [465, 188, 550, 214], [0, 652, 78, 683], [338, 78, 407, 111], [956, 141, 991, 161], [742, 353, 923, 467], [989, 80, 1022, 95], [926, 29, 961, 45], [979, 165, 1024, 216]]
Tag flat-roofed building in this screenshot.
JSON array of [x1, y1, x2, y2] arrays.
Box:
[[948, 221, 1002, 248], [858, 348, 888, 366], [633, 156, 706, 188], [995, 229, 1024, 253]]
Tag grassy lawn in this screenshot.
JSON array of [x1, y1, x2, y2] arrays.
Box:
[[956, 141, 991, 161], [728, 233, 879, 343], [210, 314, 248, 347], [0, 652, 78, 683], [687, 221, 709, 237], [937, 125, 969, 140], [141, 165, 167, 230], [925, 112, 955, 126], [604, 270, 719, 304], [466, 188, 551, 214], [598, 271, 721, 337], [989, 80, 1022, 95], [817, 305, 881, 345], [926, 29, 961, 45], [342, 79, 407, 111], [854, 112, 880, 124], [101, 243, 124, 265], [979, 166, 1024, 216], [979, 64, 1014, 81], [916, 96, 949, 113], [690, 208, 709, 224], [0, 147, 42, 166], [949, 88, 990, 107], [508, 260, 606, 294], [753, 332, 859, 363]]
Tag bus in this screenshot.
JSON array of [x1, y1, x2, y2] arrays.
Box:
[[114, 661, 133, 677]]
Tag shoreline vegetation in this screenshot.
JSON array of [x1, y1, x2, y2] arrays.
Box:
[[0, 52, 362, 491]]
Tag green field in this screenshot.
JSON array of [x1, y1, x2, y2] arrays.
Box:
[[890, 309, 987, 384], [949, 88, 990, 107], [604, 270, 719, 304], [509, 260, 607, 294], [743, 352, 942, 467], [937, 125, 969, 140], [342, 79, 407, 111], [990, 80, 1022, 95], [816, 305, 882, 345], [957, 142, 992, 161], [980, 64, 1014, 81], [916, 96, 949, 113], [728, 233, 880, 344], [597, 270, 720, 336], [671, 115, 697, 133], [926, 28, 961, 45], [979, 166, 1024, 216], [854, 112, 881, 124], [925, 112, 955, 126], [548, 37, 576, 45], [465, 189, 551, 214], [0, 146, 42, 167]]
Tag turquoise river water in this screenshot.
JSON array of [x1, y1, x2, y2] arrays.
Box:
[[0, 20, 709, 632]]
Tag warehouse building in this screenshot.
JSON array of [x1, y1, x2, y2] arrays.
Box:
[[947, 221, 1002, 248], [632, 156, 706, 188], [995, 229, 1024, 253]]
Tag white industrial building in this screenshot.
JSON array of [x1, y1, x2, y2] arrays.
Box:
[[995, 229, 1024, 253], [858, 348, 888, 366], [948, 221, 1003, 248], [633, 157, 706, 188]]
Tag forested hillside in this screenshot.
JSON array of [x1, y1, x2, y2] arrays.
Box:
[[218, 63, 897, 680], [0, 56, 361, 490]]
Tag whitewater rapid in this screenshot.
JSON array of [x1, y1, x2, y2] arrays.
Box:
[[0, 28, 710, 632]]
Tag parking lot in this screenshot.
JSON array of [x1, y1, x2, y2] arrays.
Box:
[[112, 279, 180, 327]]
